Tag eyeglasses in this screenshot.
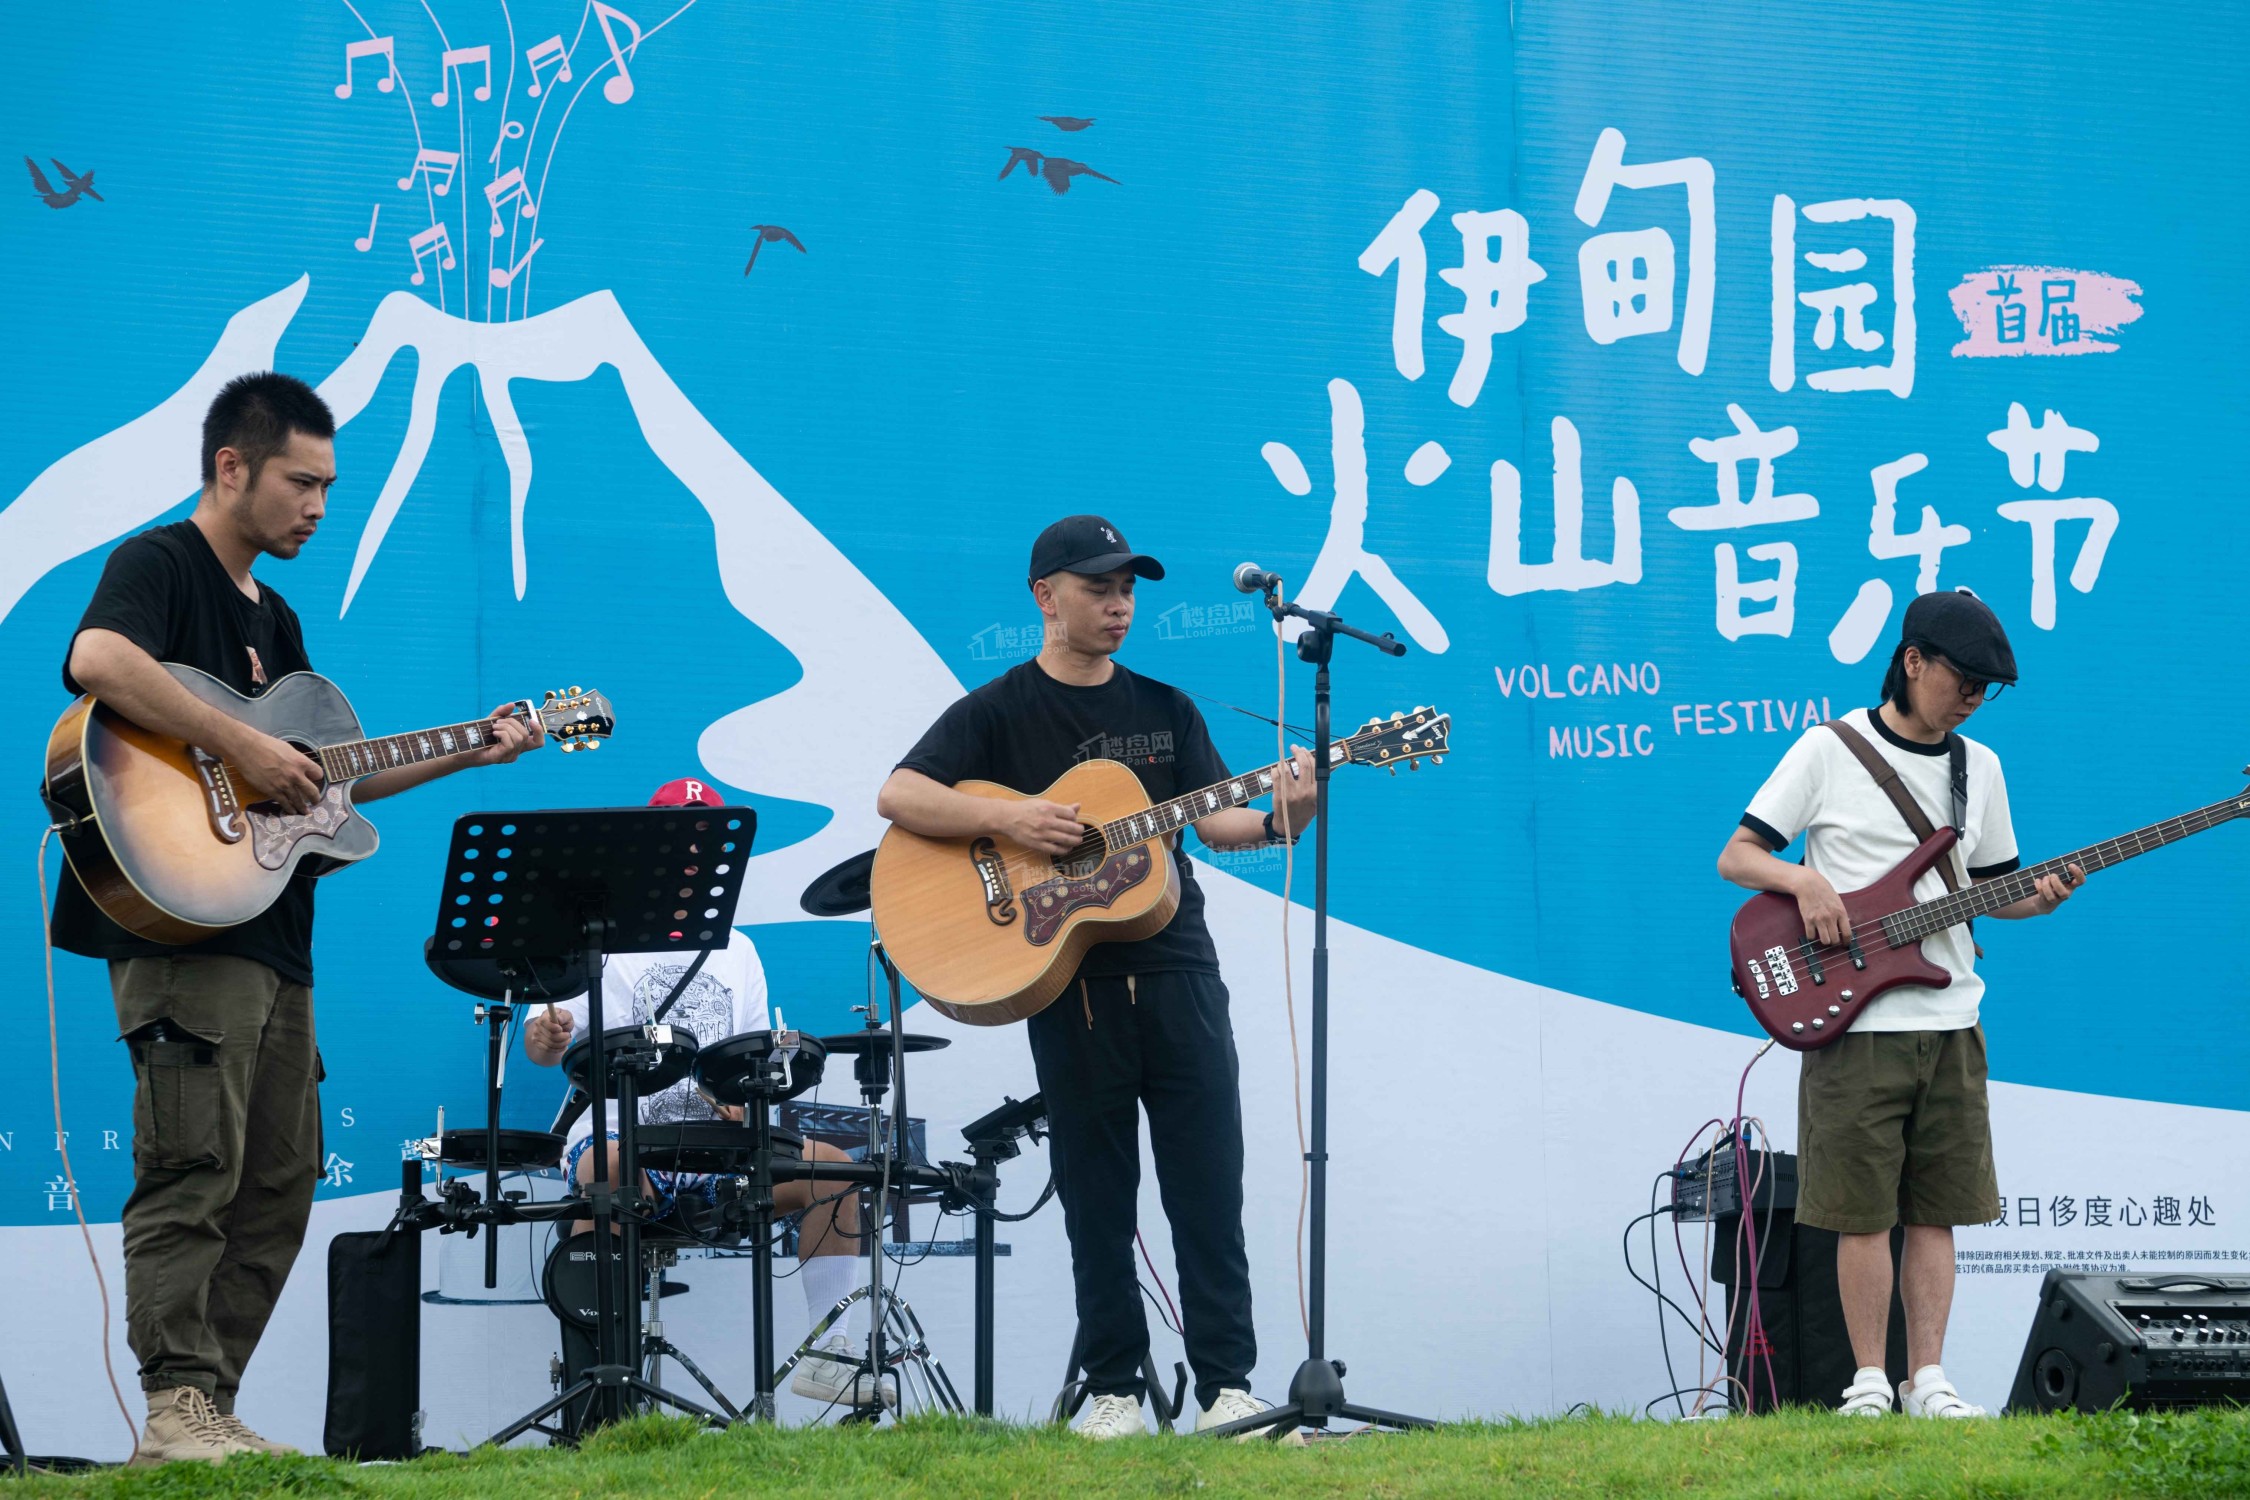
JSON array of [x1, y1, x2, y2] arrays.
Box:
[[1931, 655, 2007, 701]]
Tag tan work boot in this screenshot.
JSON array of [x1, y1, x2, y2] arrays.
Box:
[[129, 1385, 237, 1466], [211, 1407, 299, 1456]]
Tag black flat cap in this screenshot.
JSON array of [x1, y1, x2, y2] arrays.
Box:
[[1902, 588, 2017, 684]]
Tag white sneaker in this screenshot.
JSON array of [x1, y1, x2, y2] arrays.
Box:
[[1837, 1366, 1894, 1416], [789, 1334, 894, 1409], [1196, 1387, 1306, 1445], [1900, 1364, 1989, 1419], [1074, 1392, 1147, 1439]]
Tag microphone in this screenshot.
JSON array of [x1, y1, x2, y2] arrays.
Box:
[[1232, 562, 1283, 595]]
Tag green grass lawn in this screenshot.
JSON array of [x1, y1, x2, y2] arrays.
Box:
[[14, 1408, 2250, 1499]]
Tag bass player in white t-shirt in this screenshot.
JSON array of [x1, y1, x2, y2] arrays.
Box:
[[1717, 591, 2083, 1420], [525, 777, 886, 1409]]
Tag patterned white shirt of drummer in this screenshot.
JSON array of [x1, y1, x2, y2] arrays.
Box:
[[554, 926, 772, 1145]]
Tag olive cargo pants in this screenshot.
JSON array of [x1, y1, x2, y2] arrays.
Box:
[[111, 956, 322, 1404]]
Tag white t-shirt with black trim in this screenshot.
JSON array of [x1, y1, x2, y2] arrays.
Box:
[[1739, 707, 2020, 1033]]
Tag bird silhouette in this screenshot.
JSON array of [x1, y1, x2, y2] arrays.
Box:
[[26, 156, 100, 209], [743, 224, 805, 274], [1038, 115, 1095, 131], [1038, 156, 1117, 195], [51, 159, 102, 202], [1000, 146, 1045, 181]]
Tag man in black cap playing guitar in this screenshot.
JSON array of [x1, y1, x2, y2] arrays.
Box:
[[878, 515, 1317, 1439]]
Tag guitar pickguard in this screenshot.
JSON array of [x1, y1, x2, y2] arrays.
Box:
[[247, 787, 354, 871], [1021, 845, 1156, 945]]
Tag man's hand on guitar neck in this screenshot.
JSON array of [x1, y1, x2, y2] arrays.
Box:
[[1989, 862, 2085, 920]]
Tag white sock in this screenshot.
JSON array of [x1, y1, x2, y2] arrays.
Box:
[[801, 1254, 859, 1343]]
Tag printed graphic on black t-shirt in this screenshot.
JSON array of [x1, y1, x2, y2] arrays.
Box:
[[896, 659, 1229, 976], [51, 520, 320, 985]]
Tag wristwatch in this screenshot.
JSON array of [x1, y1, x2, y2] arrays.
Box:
[[1262, 809, 1301, 845]]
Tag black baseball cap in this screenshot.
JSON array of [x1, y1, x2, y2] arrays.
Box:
[[1901, 588, 2017, 685], [1027, 514, 1165, 586]]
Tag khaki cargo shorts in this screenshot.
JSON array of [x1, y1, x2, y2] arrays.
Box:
[[1796, 1025, 2001, 1235]]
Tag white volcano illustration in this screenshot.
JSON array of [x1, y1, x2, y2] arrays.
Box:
[[0, 277, 963, 921]]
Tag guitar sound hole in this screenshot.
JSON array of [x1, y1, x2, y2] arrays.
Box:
[[1056, 844, 1103, 879]]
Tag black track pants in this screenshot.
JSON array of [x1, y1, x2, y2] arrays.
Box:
[[1025, 968, 1254, 1411]]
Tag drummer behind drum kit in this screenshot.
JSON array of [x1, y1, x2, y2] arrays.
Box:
[[400, 813, 1020, 1440]]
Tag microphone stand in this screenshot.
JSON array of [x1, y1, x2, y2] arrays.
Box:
[[1204, 589, 1435, 1440]]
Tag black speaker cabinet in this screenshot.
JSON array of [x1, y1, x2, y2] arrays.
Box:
[[2007, 1270, 2250, 1413], [1713, 1213, 1907, 1411]]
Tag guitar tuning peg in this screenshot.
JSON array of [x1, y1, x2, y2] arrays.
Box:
[[1408, 759, 1421, 770], [543, 690, 557, 703], [1432, 754, 1444, 765], [569, 685, 583, 696], [1387, 765, 1397, 776]]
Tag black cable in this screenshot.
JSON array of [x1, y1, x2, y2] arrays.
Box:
[[961, 1172, 1057, 1224], [1645, 1387, 1734, 1419], [1141, 1279, 1184, 1338], [1647, 1177, 1684, 1418], [1623, 1202, 1724, 1360]]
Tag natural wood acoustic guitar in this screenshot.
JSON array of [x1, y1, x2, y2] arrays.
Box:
[[42, 664, 614, 943], [871, 706, 1450, 1024]]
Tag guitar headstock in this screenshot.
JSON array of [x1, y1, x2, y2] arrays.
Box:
[[538, 685, 616, 753], [1340, 705, 1450, 774]]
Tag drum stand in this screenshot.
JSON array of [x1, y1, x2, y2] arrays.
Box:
[[640, 1257, 742, 1423], [782, 1281, 961, 1421], [491, 1035, 724, 1444], [774, 941, 963, 1421]]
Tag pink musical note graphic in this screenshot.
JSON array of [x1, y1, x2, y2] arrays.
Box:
[[591, 4, 643, 104], [335, 37, 397, 99], [408, 224, 457, 285], [489, 238, 546, 288], [484, 169, 537, 236], [353, 204, 381, 252], [432, 45, 493, 107], [486, 118, 525, 165], [397, 148, 462, 196], [524, 36, 573, 97]]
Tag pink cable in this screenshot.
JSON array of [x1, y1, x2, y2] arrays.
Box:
[[1730, 1046, 1780, 1407]]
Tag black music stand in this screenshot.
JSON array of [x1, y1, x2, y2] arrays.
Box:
[[1203, 595, 1436, 1440], [427, 805, 754, 1443]]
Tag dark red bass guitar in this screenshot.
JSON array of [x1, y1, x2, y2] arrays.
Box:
[[1730, 781, 2250, 1049]]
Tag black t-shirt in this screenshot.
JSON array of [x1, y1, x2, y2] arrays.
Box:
[[52, 520, 319, 985], [896, 659, 1230, 976]]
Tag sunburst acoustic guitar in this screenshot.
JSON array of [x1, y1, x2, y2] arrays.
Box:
[[871, 706, 1451, 1025], [42, 664, 615, 943]]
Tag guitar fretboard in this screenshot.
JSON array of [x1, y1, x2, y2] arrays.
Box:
[[1884, 796, 2248, 945], [315, 716, 513, 784], [1096, 751, 1333, 851]]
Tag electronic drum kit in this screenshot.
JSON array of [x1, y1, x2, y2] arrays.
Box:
[[406, 845, 997, 1437]]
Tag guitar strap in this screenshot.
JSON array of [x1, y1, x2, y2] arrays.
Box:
[[1824, 719, 1982, 953]]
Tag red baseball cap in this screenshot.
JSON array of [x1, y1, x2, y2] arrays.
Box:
[[648, 777, 721, 808]]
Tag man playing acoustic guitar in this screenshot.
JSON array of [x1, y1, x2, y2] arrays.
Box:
[[1717, 589, 2081, 1418], [878, 515, 1316, 1439], [52, 373, 542, 1464]]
